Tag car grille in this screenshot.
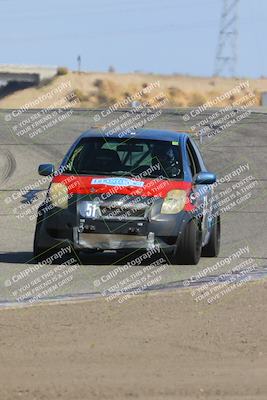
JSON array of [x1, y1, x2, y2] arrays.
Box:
[[79, 195, 154, 221], [99, 204, 147, 220]]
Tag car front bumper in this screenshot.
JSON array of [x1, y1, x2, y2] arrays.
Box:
[[36, 195, 192, 252]]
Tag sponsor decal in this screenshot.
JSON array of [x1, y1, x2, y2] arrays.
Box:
[[91, 177, 144, 187]]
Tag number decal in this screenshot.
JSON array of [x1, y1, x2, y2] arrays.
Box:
[[85, 203, 98, 218]]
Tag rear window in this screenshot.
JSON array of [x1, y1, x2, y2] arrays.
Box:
[[64, 137, 183, 179]]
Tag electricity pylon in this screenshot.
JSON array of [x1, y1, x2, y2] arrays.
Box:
[[214, 0, 239, 76]]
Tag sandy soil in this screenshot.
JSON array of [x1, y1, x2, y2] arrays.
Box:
[[0, 281, 267, 400]]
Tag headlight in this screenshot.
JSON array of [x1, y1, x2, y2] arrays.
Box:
[[161, 190, 187, 214], [49, 183, 69, 209]]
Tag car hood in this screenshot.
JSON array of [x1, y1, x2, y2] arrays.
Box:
[[52, 174, 192, 199]]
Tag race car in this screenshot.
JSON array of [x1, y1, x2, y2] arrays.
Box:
[[33, 129, 220, 265]]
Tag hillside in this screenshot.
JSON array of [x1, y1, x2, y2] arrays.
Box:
[[0, 70, 266, 109]]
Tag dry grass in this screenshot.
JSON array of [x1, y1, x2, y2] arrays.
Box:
[[0, 71, 264, 109]]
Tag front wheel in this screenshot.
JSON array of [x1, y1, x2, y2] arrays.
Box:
[[172, 219, 202, 265], [202, 215, 221, 257], [33, 222, 48, 262], [33, 227, 55, 262], [33, 222, 79, 263]]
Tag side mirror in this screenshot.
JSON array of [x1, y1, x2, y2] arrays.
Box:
[[38, 163, 55, 176], [193, 171, 216, 185]]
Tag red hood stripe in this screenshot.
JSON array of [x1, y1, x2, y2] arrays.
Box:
[[52, 174, 192, 199]]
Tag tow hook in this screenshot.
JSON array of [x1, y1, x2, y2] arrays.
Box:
[[147, 232, 155, 249], [78, 219, 85, 233]]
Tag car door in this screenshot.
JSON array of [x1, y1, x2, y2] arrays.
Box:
[[186, 138, 212, 244]]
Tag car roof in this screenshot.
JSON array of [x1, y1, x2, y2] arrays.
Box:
[[79, 128, 190, 142]]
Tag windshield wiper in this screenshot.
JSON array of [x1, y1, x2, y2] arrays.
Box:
[[64, 170, 182, 180], [147, 174, 182, 180], [113, 171, 137, 178], [75, 170, 133, 177]]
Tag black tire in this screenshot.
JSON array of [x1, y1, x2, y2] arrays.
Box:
[[202, 215, 221, 257], [33, 222, 80, 264], [33, 222, 41, 259], [33, 222, 51, 262], [172, 219, 202, 265]]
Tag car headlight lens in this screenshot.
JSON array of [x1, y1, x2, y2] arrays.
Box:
[[49, 183, 69, 209], [161, 190, 187, 214]]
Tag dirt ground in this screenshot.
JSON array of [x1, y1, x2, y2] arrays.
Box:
[[0, 280, 267, 400]]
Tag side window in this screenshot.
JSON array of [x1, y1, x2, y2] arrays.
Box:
[[186, 144, 196, 177], [186, 139, 201, 177], [190, 138, 205, 169]]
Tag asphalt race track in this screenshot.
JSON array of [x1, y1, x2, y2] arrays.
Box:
[[0, 108, 266, 306]]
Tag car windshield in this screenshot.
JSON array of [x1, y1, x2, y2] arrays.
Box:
[[64, 137, 183, 179]]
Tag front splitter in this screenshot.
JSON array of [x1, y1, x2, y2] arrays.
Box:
[[77, 232, 156, 250]]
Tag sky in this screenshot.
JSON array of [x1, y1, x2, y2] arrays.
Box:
[[0, 0, 266, 77]]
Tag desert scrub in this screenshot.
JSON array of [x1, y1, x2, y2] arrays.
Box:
[[57, 67, 69, 76], [187, 92, 207, 107], [71, 89, 89, 102], [167, 87, 188, 107]]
